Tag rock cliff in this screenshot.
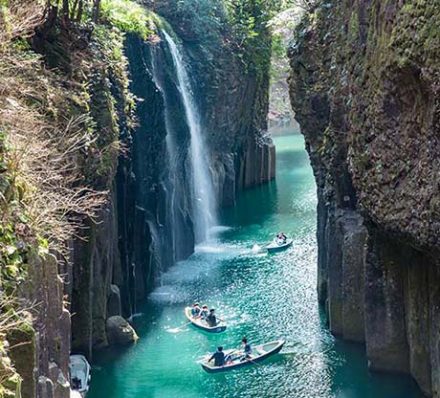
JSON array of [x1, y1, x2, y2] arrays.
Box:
[[288, 1, 439, 395], [1, 1, 275, 395], [70, 0, 276, 364]]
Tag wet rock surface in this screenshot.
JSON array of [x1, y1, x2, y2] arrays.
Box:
[[288, 1, 439, 395], [106, 316, 139, 346]]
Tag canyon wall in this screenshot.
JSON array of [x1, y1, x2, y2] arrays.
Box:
[[288, 0, 439, 395], [2, 2, 275, 395], [69, 2, 275, 360]]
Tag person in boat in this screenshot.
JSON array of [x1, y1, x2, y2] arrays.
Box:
[[199, 305, 209, 320], [208, 346, 225, 367], [71, 377, 82, 390], [277, 232, 287, 244], [191, 303, 201, 318], [206, 308, 217, 327], [240, 337, 252, 361]]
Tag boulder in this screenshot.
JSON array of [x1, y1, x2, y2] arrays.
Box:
[[106, 316, 138, 346]]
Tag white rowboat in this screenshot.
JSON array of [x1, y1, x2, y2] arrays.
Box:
[[266, 239, 293, 253], [184, 307, 227, 333], [200, 340, 285, 373], [69, 354, 91, 397]]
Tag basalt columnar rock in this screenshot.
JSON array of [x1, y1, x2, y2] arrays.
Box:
[[69, 0, 275, 362], [288, 1, 439, 395]]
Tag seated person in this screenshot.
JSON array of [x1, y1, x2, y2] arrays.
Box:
[[191, 303, 201, 317], [71, 377, 82, 390], [208, 346, 225, 367], [206, 309, 217, 327], [276, 232, 287, 244], [240, 337, 252, 361], [199, 305, 209, 320]]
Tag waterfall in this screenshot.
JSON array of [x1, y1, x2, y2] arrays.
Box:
[[149, 44, 179, 261], [162, 30, 217, 243]]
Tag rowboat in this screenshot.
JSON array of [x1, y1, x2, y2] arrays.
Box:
[[266, 239, 293, 253], [184, 307, 227, 333], [69, 354, 91, 397], [200, 340, 285, 373]]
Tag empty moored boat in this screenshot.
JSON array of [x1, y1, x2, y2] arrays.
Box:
[[184, 307, 227, 333], [200, 340, 285, 373], [266, 239, 293, 253], [69, 354, 91, 397]]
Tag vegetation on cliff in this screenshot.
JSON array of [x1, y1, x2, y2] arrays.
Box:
[[0, 0, 153, 394], [0, 0, 315, 394]]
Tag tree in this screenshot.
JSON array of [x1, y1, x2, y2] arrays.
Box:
[[92, 0, 101, 22]]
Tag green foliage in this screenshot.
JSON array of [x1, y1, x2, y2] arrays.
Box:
[[100, 0, 154, 39]]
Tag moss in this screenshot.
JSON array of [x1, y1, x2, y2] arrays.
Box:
[[348, 10, 359, 40], [6, 323, 36, 398]]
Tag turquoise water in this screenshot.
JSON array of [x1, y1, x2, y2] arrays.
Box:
[[89, 135, 422, 398]]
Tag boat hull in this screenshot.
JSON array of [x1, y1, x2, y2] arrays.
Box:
[[184, 308, 227, 333], [266, 239, 293, 253], [201, 340, 285, 373]]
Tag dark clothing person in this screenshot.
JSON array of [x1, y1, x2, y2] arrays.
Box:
[[206, 313, 217, 327], [209, 350, 225, 367], [241, 338, 252, 361], [243, 343, 252, 356]]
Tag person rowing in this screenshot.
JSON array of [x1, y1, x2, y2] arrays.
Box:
[[191, 303, 201, 317], [206, 308, 217, 327], [208, 346, 225, 367]]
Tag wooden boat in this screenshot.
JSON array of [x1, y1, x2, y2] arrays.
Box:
[[266, 238, 293, 253], [184, 307, 227, 333], [69, 354, 91, 397], [200, 340, 285, 373]]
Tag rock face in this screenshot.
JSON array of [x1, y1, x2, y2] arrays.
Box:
[[154, 1, 276, 204], [9, 254, 71, 398], [288, 1, 439, 396], [69, 3, 275, 360]]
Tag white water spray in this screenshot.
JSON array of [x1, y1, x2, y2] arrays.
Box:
[[162, 31, 217, 243]]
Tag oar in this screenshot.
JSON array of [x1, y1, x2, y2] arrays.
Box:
[[247, 357, 264, 367], [166, 321, 191, 333]]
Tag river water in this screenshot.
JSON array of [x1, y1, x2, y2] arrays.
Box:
[[89, 134, 421, 398]]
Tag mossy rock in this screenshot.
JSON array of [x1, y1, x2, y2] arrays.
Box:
[[6, 325, 36, 398]]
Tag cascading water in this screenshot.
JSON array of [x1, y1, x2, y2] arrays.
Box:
[[162, 30, 218, 243], [149, 43, 180, 261]]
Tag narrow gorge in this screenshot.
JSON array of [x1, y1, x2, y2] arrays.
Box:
[[0, 0, 438, 398]]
